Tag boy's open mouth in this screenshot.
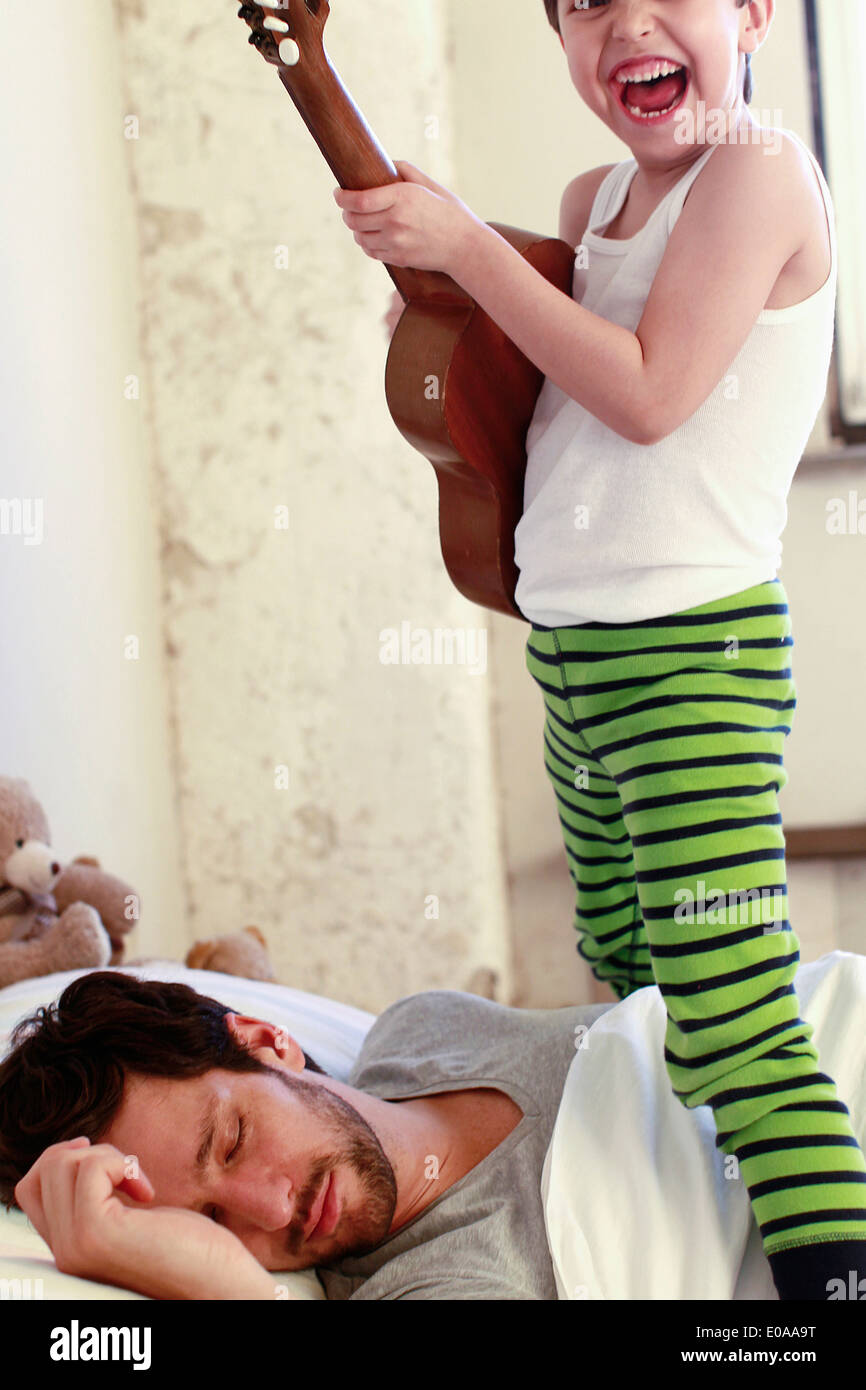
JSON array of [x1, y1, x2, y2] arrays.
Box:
[[612, 61, 690, 122]]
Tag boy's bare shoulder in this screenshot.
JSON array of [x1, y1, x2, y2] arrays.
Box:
[[690, 128, 818, 196], [684, 129, 825, 231], [683, 130, 831, 297], [559, 164, 618, 246]]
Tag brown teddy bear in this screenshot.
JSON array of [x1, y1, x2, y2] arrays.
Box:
[[185, 926, 276, 982], [0, 776, 140, 988]]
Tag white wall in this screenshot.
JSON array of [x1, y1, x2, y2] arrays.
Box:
[[0, 2, 184, 956]]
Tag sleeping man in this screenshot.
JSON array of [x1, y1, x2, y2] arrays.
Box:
[[0, 969, 610, 1301], [1, 960, 864, 1301]]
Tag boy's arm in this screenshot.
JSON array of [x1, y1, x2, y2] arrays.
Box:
[[454, 138, 812, 446], [379, 165, 613, 340]]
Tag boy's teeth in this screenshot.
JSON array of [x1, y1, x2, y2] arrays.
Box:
[[627, 102, 679, 118], [616, 60, 683, 84]]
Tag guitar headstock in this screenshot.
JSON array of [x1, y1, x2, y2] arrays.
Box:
[[236, 1, 329, 69]]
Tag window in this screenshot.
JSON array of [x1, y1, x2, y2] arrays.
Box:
[[806, 0, 866, 439]]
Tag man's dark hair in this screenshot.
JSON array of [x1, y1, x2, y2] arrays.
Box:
[[543, 0, 754, 105], [0, 971, 326, 1211]]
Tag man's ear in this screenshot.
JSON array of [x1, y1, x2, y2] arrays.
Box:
[[224, 1013, 306, 1070]]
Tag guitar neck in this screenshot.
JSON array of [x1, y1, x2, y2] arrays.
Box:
[[276, 55, 469, 306]]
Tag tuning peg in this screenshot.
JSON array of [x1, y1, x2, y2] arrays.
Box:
[[237, 4, 258, 17], [278, 38, 301, 65]]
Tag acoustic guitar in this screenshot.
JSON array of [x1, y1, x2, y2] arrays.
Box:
[[237, 0, 575, 619]]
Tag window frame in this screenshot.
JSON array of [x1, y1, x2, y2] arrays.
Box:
[[804, 0, 866, 443]]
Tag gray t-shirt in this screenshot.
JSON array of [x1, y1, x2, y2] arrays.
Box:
[[316, 989, 614, 1300]]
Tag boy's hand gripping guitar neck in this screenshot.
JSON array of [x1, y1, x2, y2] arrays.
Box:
[[237, 0, 575, 619]]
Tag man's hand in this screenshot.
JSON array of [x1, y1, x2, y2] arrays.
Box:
[[14, 1137, 287, 1300], [334, 160, 485, 279]]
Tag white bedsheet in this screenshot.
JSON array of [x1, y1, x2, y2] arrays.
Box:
[[0, 960, 375, 1300], [542, 949, 866, 1301]]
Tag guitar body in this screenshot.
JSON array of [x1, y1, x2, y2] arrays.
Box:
[[385, 227, 575, 618], [238, 1, 576, 618]]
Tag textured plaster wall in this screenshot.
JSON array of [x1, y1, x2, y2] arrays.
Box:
[[113, 0, 511, 1011]]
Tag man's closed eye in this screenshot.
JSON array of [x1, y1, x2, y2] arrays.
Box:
[[207, 1115, 245, 1223]]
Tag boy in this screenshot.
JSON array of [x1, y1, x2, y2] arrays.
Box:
[[337, 0, 866, 1301]]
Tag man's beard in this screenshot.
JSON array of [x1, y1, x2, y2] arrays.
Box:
[[267, 1068, 398, 1269]]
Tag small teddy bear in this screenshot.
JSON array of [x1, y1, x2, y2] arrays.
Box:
[[0, 776, 140, 988], [185, 926, 276, 982]]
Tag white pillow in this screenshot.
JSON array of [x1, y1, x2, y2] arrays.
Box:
[[0, 960, 376, 1300]]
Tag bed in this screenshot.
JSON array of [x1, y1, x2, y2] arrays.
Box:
[[4, 952, 864, 1301]]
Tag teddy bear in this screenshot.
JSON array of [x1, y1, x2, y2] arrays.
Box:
[[0, 776, 140, 988], [184, 926, 276, 982]]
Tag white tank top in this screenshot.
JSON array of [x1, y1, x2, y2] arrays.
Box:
[[513, 129, 838, 626]]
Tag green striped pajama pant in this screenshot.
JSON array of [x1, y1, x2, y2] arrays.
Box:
[[525, 577, 866, 1300]]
